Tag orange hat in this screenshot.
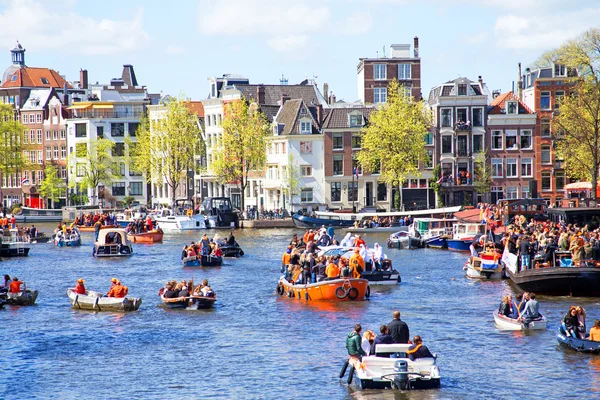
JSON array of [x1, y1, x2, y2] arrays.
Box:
[[77, 278, 85, 283], [111, 278, 118, 283]]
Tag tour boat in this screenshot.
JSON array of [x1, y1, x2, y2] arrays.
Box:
[[77, 224, 118, 233], [493, 310, 547, 331], [345, 343, 441, 390], [556, 327, 600, 354], [464, 252, 504, 279], [53, 231, 82, 247], [0, 229, 31, 257], [127, 229, 164, 244], [93, 229, 133, 257], [276, 276, 369, 301], [66, 289, 142, 312], [446, 223, 485, 251], [1, 289, 38, 306], [15, 206, 63, 223], [182, 254, 223, 267], [160, 295, 216, 309]]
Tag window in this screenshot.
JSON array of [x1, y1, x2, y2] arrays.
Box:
[[53, 146, 58, 160], [374, 64, 386, 80], [37, 150, 42, 164], [301, 166, 312, 176], [520, 130, 532, 149], [45, 130, 50, 140], [129, 162, 141, 176], [36, 113, 42, 123], [441, 135, 452, 154], [556, 171, 565, 191], [456, 108, 468, 125], [30, 130, 35, 143], [37, 130, 42, 143], [333, 154, 343, 175], [541, 145, 551, 164], [60, 130, 66, 139], [441, 109, 452, 127], [506, 186, 518, 199], [540, 91, 551, 110], [332, 133, 343, 150], [506, 101, 518, 114], [118, 163, 125, 176], [555, 91, 565, 108], [75, 123, 87, 137], [111, 123, 124, 137], [31, 171, 36, 185], [541, 171, 551, 191], [377, 182, 387, 201], [374, 87, 387, 103], [492, 130, 502, 150], [29, 114, 34, 123], [521, 158, 533, 177], [425, 149, 433, 169], [76, 143, 87, 157], [398, 64, 411, 79], [458, 84, 467, 95], [491, 158, 503, 178], [541, 119, 551, 137], [53, 130, 58, 140], [472, 108, 483, 127], [22, 114, 27, 124], [112, 182, 126, 196], [61, 146, 66, 159], [351, 134, 361, 149], [97, 126, 104, 139], [281, 142, 286, 154], [114, 143, 125, 157], [506, 130, 518, 150], [554, 64, 566, 77], [300, 188, 313, 202], [128, 122, 139, 136], [23, 130, 28, 144], [352, 157, 362, 176], [300, 141, 312, 154], [331, 182, 341, 202], [76, 163, 85, 177], [424, 132, 433, 146], [506, 158, 517, 177], [46, 147, 51, 160], [473, 134, 483, 154], [300, 121, 311, 134], [130, 182, 143, 196], [521, 186, 530, 199], [349, 114, 363, 127], [348, 182, 358, 202]]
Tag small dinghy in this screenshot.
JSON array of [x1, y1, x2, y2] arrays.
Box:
[[276, 276, 369, 301], [93, 229, 133, 257], [182, 254, 223, 267], [464, 252, 504, 279], [1, 289, 38, 306], [493, 310, 547, 331], [66, 289, 142, 312], [53, 231, 82, 247], [556, 327, 600, 354], [127, 229, 164, 244], [220, 244, 244, 257], [160, 295, 216, 309]]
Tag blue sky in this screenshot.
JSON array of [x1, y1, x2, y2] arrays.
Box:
[[0, 0, 598, 102]]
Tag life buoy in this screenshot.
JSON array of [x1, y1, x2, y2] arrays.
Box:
[[365, 285, 371, 298], [347, 287, 359, 300], [276, 285, 284, 295], [335, 287, 347, 299]]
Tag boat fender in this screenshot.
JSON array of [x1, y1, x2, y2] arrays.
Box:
[[276, 284, 284, 296], [305, 291, 309, 301], [347, 365, 355, 384], [74, 294, 80, 309], [339, 359, 349, 378], [287, 290, 294, 298], [347, 287, 359, 300], [365, 286, 370, 298], [335, 287, 348, 299], [239, 250, 244, 256]]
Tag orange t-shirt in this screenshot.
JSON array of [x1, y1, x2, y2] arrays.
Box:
[[9, 280, 22, 293], [326, 263, 339, 278], [355, 239, 366, 248], [282, 253, 291, 265], [107, 285, 128, 298]]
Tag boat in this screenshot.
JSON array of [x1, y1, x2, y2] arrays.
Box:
[[410, 218, 456, 249], [347, 343, 440, 390], [292, 211, 356, 229], [387, 228, 423, 249], [160, 295, 216, 309], [219, 243, 244, 257], [66, 289, 142, 312], [556, 327, 600, 354], [0, 229, 31, 257], [127, 229, 164, 244], [155, 214, 206, 232], [345, 225, 405, 233], [93, 228, 133, 257], [77, 224, 119, 232], [53, 230, 82, 247], [199, 197, 240, 228], [115, 206, 149, 227], [502, 247, 600, 296], [15, 206, 63, 223], [337, 249, 401, 285], [464, 252, 504, 279], [1, 289, 39, 306], [446, 223, 486, 251], [182, 254, 223, 267], [276, 276, 369, 301], [493, 310, 547, 331], [28, 233, 51, 243]]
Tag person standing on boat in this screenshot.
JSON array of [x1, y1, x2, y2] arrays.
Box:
[[349, 249, 364, 278], [576, 306, 587, 339], [74, 279, 86, 295], [327, 225, 335, 241], [373, 243, 384, 270], [227, 231, 236, 246], [407, 336, 434, 361], [520, 293, 540, 328], [200, 233, 210, 256], [146, 216, 153, 232], [388, 311, 410, 344], [93, 219, 102, 242], [346, 324, 367, 361], [518, 235, 531, 270], [355, 235, 366, 249]]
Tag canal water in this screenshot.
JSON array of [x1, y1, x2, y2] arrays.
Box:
[[1, 226, 599, 399]]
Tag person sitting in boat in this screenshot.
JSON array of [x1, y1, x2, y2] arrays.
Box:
[[7, 276, 25, 299], [291, 265, 303, 284], [187, 246, 197, 258], [498, 295, 514, 318], [372, 243, 384, 270], [563, 306, 579, 338], [316, 232, 331, 247], [107, 280, 128, 298], [227, 231, 236, 246], [346, 324, 367, 361], [74, 279, 86, 295], [407, 336, 434, 361], [146, 216, 153, 232], [362, 330, 376, 356], [179, 285, 190, 297], [340, 233, 354, 248], [163, 283, 178, 298], [576, 306, 587, 339], [520, 292, 540, 328], [213, 245, 223, 258], [588, 320, 600, 342], [200, 279, 214, 297], [355, 235, 366, 248], [349, 249, 364, 279], [2, 274, 10, 290], [370, 325, 395, 357], [326, 256, 340, 280]]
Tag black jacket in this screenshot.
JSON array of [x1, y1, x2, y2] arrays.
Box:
[[388, 319, 409, 344], [407, 344, 434, 361], [370, 334, 394, 355]]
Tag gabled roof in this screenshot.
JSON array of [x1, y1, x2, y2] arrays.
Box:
[[259, 104, 280, 122], [322, 107, 375, 129], [21, 89, 53, 110], [1, 67, 71, 89], [234, 84, 328, 107], [274, 99, 320, 135], [488, 91, 534, 115], [184, 101, 205, 118]]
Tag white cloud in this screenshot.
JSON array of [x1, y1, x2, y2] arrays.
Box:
[[465, 31, 487, 44], [0, 0, 150, 56], [165, 45, 185, 55], [337, 12, 372, 35]]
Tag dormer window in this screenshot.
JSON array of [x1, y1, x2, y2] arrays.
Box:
[[349, 113, 363, 127], [273, 124, 279, 136], [554, 64, 566, 77], [300, 107, 307, 115], [506, 101, 518, 114], [458, 84, 467, 95], [40, 77, 49, 85], [300, 121, 311, 134]]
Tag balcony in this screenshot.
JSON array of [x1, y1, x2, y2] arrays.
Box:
[[455, 123, 472, 132], [67, 110, 144, 120], [456, 149, 469, 157]]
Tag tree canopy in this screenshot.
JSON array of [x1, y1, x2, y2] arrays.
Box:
[[72, 138, 117, 205], [211, 98, 269, 210], [356, 79, 432, 209], [39, 165, 65, 208], [0, 102, 28, 191]]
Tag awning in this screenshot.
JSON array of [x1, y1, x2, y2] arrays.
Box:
[[92, 104, 114, 109], [68, 104, 91, 110], [564, 182, 592, 190]]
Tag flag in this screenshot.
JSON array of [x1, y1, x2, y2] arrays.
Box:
[[480, 252, 498, 270], [437, 172, 444, 184], [21, 177, 29, 185], [353, 167, 359, 180]]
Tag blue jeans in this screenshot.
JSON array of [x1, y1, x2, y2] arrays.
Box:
[[521, 255, 531, 270]]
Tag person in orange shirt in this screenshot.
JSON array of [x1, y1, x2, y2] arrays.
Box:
[[303, 229, 310, 245], [354, 235, 366, 248], [307, 230, 315, 243], [8, 277, 24, 294], [281, 247, 292, 273], [107, 280, 128, 298], [349, 249, 365, 279], [74, 278, 86, 295], [326, 256, 340, 279], [589, 320, 600, 342]]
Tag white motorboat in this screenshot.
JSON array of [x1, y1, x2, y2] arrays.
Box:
[[155, 214, 206, 232], [387, 228, 423, 249], [1, 229, 31, 257], [347, 343, 441, 390], [493, 310, 547, 331], [93, 228, 133, 257], [67, 289, 142, 312], [464, 252, 504, 279]]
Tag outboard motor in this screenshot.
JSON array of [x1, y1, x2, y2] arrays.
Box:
[[393, 360, 409, 390]]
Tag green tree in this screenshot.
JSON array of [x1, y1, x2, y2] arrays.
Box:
[[71, 138, 117, 205], [0, 103, 28, 203], [357, 79, 432, 210], [132, 99, 203, 209], [281, 153, 301, 211], [211, 98, 269, 210], [537, 28, 600, 201], [473, 151, 492, 202], [39, 165, 65, 208]]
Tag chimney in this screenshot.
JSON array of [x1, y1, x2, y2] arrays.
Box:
[[316, 104, 323, 124], [62, 82, 69, 105], [80, 69, 88, 89], [121, 64, 138, 86], [332, 93, 336, 104], [280, 93, 290, 105], [323, 82, 329, 104], [413, 36, 419, 58], [517, 62, 523, 99], [257, 85, 265, 105], [478, 75, 483, 86]]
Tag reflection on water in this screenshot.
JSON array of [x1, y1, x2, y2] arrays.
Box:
[[1, 227, 599, 399]]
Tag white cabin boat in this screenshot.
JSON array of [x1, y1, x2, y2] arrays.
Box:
[[93, 228, 133, 257], [493, 310, 547, 331]]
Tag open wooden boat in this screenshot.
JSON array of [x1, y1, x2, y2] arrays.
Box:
[[127, 229, 164, 244], [493, 310, 546, 331], [556, 327, 600, 354], [182, 255, 223, 267], [66, 289, 142, 312], [77, 224, 119, 232], [276, 276, 369, 301], [160, 295, 216, 309], [1, 289, 38, 306]]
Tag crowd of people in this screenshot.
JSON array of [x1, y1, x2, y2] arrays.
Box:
[[346, 310, 434, 361], [124, 216, 158, 235], [159, 279, 214, 298], [354, 215, 414, 229], [181, 233, 223, 259], [562, 305, 600, 341]]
